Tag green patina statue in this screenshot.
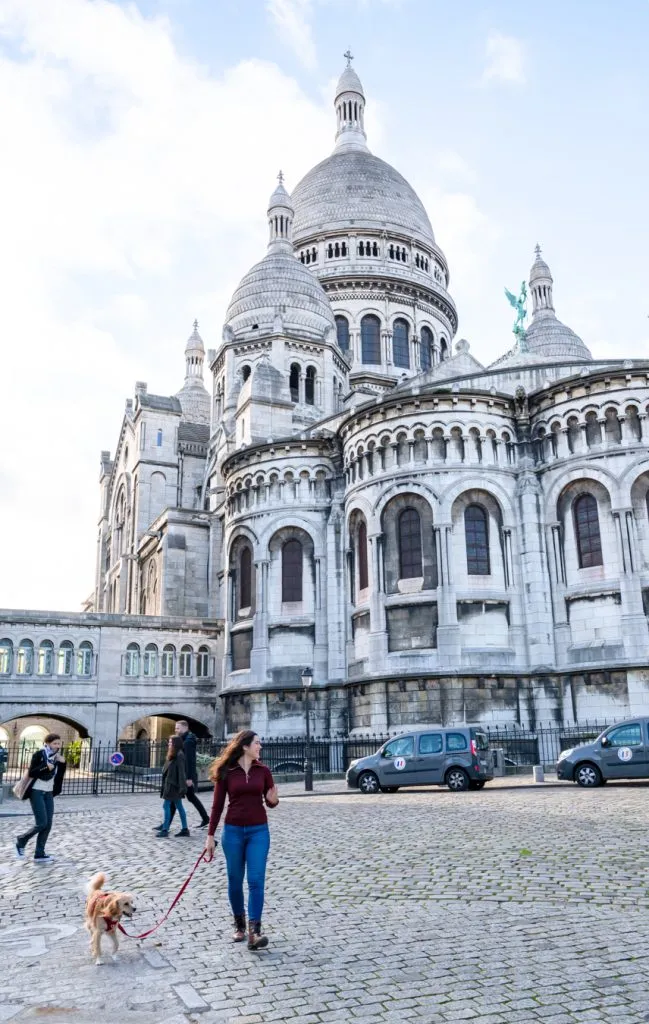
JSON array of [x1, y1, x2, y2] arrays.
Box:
[[504, 281, 528, 348]]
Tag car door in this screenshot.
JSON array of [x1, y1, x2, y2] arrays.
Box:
[[376, 735, 417, 786], [600, 722, 644, 779], [408, 733, 445, 785]]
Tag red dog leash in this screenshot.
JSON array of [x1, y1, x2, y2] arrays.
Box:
[[118, 851, 207, 939]]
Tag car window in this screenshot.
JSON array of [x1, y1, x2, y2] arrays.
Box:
[[606, 723, 642, 747], [472, 731, 489, 751], [419, 733, 443, 754], [383, 736, 415, 758], [446, 732, 468, 752]]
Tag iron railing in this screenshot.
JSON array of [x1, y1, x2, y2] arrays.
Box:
[[0, 722, 612, 795]]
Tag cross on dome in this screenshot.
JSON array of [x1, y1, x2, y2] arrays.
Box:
[[344, 48, 354, 67], [277, 170, 284, 185]]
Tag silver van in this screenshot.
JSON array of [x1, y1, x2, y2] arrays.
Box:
[[346, 726, 493, 794], [556, 718, 649, 786]]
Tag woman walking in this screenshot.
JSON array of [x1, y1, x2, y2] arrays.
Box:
[[204, 730, 278, 950], [15, 732, 66, 862], [156, 735, 189, 838]]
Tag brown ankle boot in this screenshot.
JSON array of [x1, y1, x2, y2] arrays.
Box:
[[247, 920, 268, 950], [232, 914, 246, 942]]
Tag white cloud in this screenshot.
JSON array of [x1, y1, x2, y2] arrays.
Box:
[[0, 0, 333, 610], [266, 0, 317, 70], [482, 31, 526, 85]]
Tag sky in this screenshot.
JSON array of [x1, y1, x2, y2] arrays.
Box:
[[0, 0, 648, 612]]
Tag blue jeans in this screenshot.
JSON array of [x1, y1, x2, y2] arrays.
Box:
[[17, 790, 54, 857], [221, 823, 270, 921], [163, 798, 187, 830]]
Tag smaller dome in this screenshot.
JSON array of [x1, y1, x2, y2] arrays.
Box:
[[524, 315, 592, 362], [335, 66, 364, 99], [224, 250, 335, 341], [185, 320, 204, 354], [268, 174, 293, 213], [529, 244, 551, 283]]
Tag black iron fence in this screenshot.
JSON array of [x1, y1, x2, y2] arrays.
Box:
[[0, 722, 611, 796]]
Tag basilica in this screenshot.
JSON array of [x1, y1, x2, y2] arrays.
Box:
[[3, 60, 649, 745]]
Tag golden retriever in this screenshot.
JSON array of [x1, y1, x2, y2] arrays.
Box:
[[84, 872, 136, 964]]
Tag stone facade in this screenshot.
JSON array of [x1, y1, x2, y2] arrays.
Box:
[[3, 60, 649, 741]]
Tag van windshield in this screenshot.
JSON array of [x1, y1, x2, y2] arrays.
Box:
[[473, 731, 489, 751]]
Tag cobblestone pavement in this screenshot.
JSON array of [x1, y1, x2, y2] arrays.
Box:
[[2, 781, 649, 1023]]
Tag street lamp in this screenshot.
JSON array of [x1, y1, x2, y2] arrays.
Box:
[[301, 667, 313, 792]]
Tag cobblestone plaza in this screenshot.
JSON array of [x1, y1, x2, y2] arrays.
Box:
[[2, 781, 649, 1023]]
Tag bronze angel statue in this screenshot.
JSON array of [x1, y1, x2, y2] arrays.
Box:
[[505, 281, 528, 344]]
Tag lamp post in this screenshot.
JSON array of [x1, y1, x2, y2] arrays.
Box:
[[301, 667, 313, 792]]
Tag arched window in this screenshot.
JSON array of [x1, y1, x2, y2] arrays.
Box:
[[289, 363, 300, 403], [465, 505, 490, 575], [143, 642, 158, 677], [392, 319, 410, 368], [37, 640, 54, 676], [57, 641, 74, 676], [77, 641, 93, 677], [440, 338, 448, 361], [196, 645, 210, 678], [179, 644, 193, 678], [156, 429, 163, 447], [161, 643, 175, 677], [335, 315, 349, 352], [574, 494, 603, 568], [124, 642, 140, 677], [341, 241, 348, 256], [241, 365, 251, 382], [420, 326, 433, 371], [361, 315, 381, 364], [358, 241, 365, 256], [16, 639, 34, 675], [0, 639, 12, 674], [305, 366, 316, 405], [398, 508, 423, 579], [327, 243, 333, 259], [239, 547, 252, 611], [358, 521, 369, 590], [282, 539, 303, 602]]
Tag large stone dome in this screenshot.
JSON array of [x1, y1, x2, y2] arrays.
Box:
[[291, 150, 435, 248], [224, 249, 335, 341]]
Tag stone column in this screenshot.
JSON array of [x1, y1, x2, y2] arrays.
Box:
[[250, 559, 270, 680], [313, 555, 328, 684], [368, 532, 389, 671], [515, 471, 556, 668], [325, 503, 346, 682], [434, 522, 460, 667], [613, 508, 649, 658]]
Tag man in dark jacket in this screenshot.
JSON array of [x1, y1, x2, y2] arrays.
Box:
[[174, 720, 209, 827]]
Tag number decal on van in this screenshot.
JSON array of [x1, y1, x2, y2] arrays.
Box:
[[617, 747, 633, 762]]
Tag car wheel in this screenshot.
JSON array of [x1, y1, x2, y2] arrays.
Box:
[[381, 786, 399, 793], [446, 767, 470, 792], [575, 762, 603, 787], [468, 780, 486, 789], [358, 771, 380, 794]]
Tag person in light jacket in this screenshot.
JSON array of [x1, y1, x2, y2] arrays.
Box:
[[156, 736, 189, 838], [15, 732, 67, 862]]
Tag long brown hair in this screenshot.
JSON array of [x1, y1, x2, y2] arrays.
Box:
[[166, 735, 184, 762], [209, 730, 257, 782]]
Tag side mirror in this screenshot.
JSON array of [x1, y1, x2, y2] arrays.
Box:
[[601, 737, 610, 748]]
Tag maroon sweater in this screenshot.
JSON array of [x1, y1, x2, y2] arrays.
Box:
[[208, 762, 275, 836]]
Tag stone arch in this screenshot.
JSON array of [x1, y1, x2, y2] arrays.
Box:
[[380, 491, 437, 594], [118, 707, 213, 740], [373, 479, 440, 519], [437, 476, 515, 527], [0, 706, 93, 739], [556, 477, 617, 582], [543, 464, 619, 519]]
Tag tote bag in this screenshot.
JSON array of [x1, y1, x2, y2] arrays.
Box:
[[12, 771, 33, 801]]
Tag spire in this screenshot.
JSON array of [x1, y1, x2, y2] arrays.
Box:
[[529, 244, 554, 317], [334, 51, 368, 153], [267, 171, 294, 252], [184, 319, 205, 382]]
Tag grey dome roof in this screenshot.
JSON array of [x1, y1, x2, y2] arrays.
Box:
[[335, 66, 364, 98], [224, 250, 335, 340], [524, 313, 592, 362], [291, 150, 435, 248]]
